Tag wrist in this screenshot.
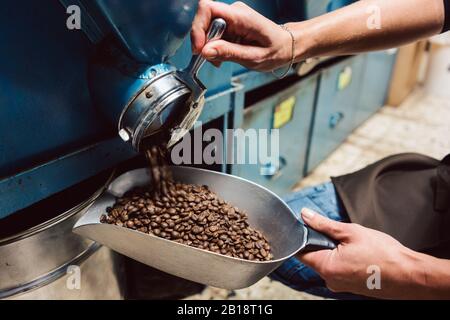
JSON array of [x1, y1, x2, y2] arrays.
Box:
[[285, 21, 316, 62], [370, 245, 426, 299], [406, 250, 450, 299]]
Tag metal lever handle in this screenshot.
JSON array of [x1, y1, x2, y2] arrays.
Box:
[[187, 18, 227, 78], [302, 226, 337, 252]]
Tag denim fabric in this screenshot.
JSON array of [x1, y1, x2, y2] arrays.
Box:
[[269, 182, 361, 299]]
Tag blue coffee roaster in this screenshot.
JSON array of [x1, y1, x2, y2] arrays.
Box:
[[0, 0, 205, 218]]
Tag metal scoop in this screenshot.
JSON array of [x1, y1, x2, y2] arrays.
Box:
[[73, 167, 336, 290]]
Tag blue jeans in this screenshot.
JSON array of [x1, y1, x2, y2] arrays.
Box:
[[269, 182, 361, 300]]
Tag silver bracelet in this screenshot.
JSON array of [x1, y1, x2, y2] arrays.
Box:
[[272, 24, 296, 80]]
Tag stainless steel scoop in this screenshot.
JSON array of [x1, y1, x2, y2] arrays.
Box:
[[73, 167, 336, 290]]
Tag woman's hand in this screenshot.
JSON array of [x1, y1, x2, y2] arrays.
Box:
[[298, 208, 429, 299], [191, 0, 292, 71]]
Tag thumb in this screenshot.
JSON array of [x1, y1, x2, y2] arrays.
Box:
[[297, 208, 346, 272], [301, 208, 348, 241], [202, 40, 263, 64]]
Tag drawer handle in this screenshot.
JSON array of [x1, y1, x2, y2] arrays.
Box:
[[329, 112, 344, 129], [261, 157, 287, 180]]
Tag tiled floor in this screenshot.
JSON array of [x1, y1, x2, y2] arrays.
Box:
[[187, 88, 450, 300]]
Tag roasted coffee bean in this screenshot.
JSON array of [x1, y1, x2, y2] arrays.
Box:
[[167, 220, 175, 228], [171, 231, 181, 239], [260, 248, 268, 257], [161, 222, 169, 229]]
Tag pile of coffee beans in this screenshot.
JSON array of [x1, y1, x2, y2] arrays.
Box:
[[100, 164, 273, 261]]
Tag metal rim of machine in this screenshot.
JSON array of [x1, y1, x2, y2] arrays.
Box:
[[0, 169, 117, 299], [118, 70, 193, 151], [0, 170, 115, 246], [0, 243, 101, 299], [133, 87, 192, 151]]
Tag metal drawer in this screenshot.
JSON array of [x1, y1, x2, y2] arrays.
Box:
[[353, 51, 397, 127], [234, 75, 318, 196], [306, 55, 365, 173]]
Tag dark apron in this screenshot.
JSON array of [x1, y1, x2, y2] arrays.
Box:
[[332, 153, 450, 255]]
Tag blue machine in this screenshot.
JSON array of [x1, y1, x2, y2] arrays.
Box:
[[0, 0, 202, 218], [2, 0, 393, 219]]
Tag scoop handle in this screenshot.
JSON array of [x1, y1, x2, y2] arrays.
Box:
[[302, 226, 337, 252], [186, 18, 227, 78]]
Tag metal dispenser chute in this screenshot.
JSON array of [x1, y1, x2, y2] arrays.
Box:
[[87, 0, 225, 150]]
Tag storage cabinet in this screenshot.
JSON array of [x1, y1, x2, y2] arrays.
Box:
[[234, 75, 318, 196], [353, 51, 397, 127], [306, 55, 365, 173]]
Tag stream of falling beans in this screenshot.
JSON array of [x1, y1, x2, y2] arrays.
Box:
[[145, 145, 172, 196]]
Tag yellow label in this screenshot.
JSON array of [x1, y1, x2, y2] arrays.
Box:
[[273, 96, 296, 129], [338, 66, 353, 91]]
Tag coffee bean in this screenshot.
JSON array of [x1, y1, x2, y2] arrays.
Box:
[[171, 231, 181, 239], [260, 248, 268, 257], [166, 220, 175, 228], [245, 242, 254, 249], [192, 226, 204, 234]]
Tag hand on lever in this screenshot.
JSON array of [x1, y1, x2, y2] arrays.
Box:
[[191, 0, 292, 71]]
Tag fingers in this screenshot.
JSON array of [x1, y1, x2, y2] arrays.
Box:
[[299, 249, 333, 272], [202, 40, 266, 66], [301, 208, 349, 241], [191, 0, 213, 54], [191, 0, 238, 54]]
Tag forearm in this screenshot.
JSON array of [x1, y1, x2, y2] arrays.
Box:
[[288, 0, 446, 61], [407, 250, 450, 299]]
